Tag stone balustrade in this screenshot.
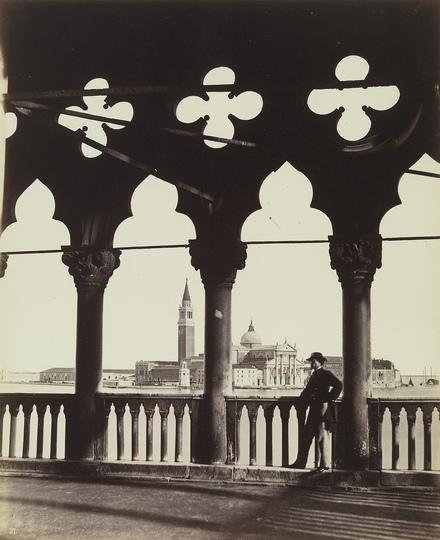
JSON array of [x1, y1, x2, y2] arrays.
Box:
[[0, 393, 438, 472], [0, 394, 74, 460], [95, 395, 202, 463]]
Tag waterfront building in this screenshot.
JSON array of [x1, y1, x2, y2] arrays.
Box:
[[40, 368, 75, 383], [372, 359, 401, 388], [322, 356, 343, 381], [232, 364, 262, 387], [0, 370, 40, 383], [40, 368, 135, 386], [233, 321, 306, 388]]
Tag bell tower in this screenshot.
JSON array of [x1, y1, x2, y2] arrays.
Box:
[[178, 279, 195, 364]]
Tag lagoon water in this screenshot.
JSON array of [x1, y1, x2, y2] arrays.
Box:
[[2, 381, 439, 399]]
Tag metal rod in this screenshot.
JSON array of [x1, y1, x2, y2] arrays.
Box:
[[11, 100, 130, 127], [2, 85, 178, 101], [407, 169, 440, 179], [13, 106, 214, 202], [2, 236, 439, 257], [164, 127, 258, 147]]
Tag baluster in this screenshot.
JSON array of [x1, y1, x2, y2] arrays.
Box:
[[63, 400, 74, 460], [226, 399, 237, 465], [332, 401, 344, 469], [236, 406, 243, 465], [377, 408, 384, 471], [22, 403, 34, 459], [423, 407, 432, 471], [174, 403, 185, 463], [9, 403, 20, 458], [50, 404, 61, 459], [295, 403, 307, 467], [129, 402, 140, 461], [264, 405, 275, 467], [145, 404, 155, 461], [368, 399, 380, 470], [101, 402, 111, 461], [390, 407, 400, 470], [248, 404, 259, 466], [0, 404, 6, 457], [159, 403, 170, 462], [190, 399, 202, 464], [94, 398, 109, 461], [280, 404, 290, 467], [406, 406, 417, 470], [36, 403, 46, 459], [115, 402, 126, 460]]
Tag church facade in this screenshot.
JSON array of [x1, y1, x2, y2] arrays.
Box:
[[233, 322, 307, 388]]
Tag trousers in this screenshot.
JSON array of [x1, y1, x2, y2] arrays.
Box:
[[295, 400, 331, 468]]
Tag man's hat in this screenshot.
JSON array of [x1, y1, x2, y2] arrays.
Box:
[[306, 352, 327, 364]]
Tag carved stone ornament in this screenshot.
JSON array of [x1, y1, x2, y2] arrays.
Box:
[[189, 238, 247, 287], [0, 253, 9, 278], [62, 247, 121, 288], [329, 235, 382, 285]]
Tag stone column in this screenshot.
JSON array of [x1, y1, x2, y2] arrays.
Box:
[[329, 234, 382, 470], [0, 253, 8, 278], [62, 246, 121, 460], [189, 236, 246, 464]]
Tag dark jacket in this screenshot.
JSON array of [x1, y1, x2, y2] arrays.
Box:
[[300, 368, 343, 431], [300, 368, 342, 405]]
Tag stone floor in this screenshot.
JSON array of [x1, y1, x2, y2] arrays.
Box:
[[0, 475, 439, 540]]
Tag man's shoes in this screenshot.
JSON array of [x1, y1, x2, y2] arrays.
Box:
[[287, 461, 305, 469], [314, 466, 330, 472]]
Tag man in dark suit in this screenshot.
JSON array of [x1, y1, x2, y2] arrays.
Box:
[[290, 352, 342, 471]]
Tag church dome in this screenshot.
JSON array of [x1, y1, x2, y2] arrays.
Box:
[[240, 320, 262, 348]]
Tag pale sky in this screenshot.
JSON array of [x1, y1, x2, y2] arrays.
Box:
[[0, 153, 439, 378]]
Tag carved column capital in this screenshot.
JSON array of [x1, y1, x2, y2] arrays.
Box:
[[329, 234, 382, 286], [189, 237, 247, 287], [62, 246, 121, 289], [0, 253, 9, 278]]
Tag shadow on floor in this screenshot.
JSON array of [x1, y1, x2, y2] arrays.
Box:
[[0, 476, 439, 540]]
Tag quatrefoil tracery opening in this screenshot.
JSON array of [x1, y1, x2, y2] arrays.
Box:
[[58, 78, 134, 158], [175, 66, 263, 149], [308, 55, 400, 141]]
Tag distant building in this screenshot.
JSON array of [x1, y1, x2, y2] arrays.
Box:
[[40, 368, 75, 383], [322, 356, 343, 381], [102, 369, 136, 388], [135, 360, 179, 386], [135, 281, 202, 387], [372, 359, 400, 388], [299, 356, 398, 388], [232, 322, 307, 388], [178, 279, 195, 364], [232, 364, 262, 387], [179, 361, 190, 387], [133, 283, 361, 391], [40, 368, 135, 386], [0, 370, 40, 383], [149, 365, 180, 385]]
